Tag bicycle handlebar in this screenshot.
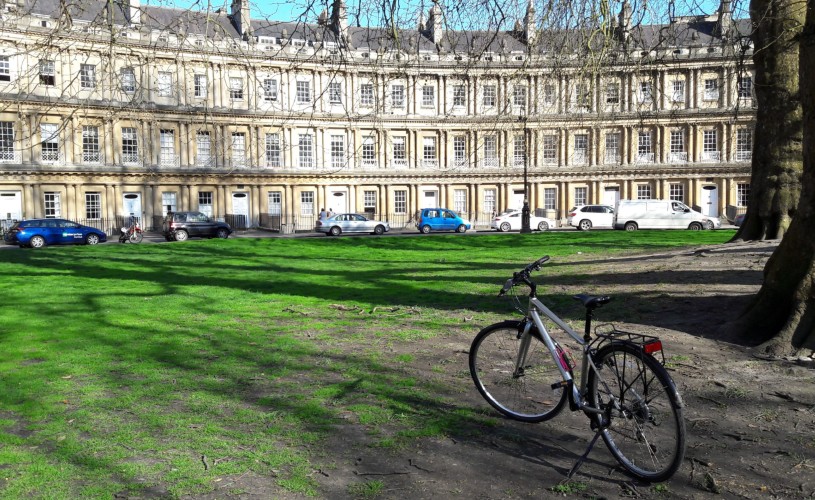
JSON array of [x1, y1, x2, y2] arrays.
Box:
[[499, 256, 550, 296]]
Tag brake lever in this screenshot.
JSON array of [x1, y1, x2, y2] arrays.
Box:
[[498, 278, 514, 296]]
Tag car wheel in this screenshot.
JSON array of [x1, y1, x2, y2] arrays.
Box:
[[537, 221, 550, 231], [216, 228, 230, 239], [499, 222, 511, 232], [704, 220, 715, 230], [578, 219, 592, 231], [624, 222, 638, 232], [30, 235, 46, 248], [420, 225, 431, 234], [374, 225, 385, 235], [456, 224, 467, 233], [174, 229, 189, 241], [330, 226, 342, 236], [689, 222, 703, 231], [86, 234, 100, 245]]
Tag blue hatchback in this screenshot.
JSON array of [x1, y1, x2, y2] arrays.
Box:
[[416, 208, 472, 233], [4, 219, 107, 248]]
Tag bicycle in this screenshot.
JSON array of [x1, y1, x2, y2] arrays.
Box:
[[469, 256, 686, 482], [119, 218, 144, 243]]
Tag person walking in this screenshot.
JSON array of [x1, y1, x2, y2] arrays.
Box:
[[319, 208, 327, 220]]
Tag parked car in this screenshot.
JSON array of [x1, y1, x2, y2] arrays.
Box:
[[613, 200, 720, 231], [316, 213, 390, 236], [733, 213, 746, 227], [567, 205, 616, 231], [3, 218, 107, 248], [162, 211, 232, 241], [491, 210, 556, 232], [416, 208, 472, 233]]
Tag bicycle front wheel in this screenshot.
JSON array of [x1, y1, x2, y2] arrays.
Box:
[[469, 320, 568, 423], [588, 343, 686, 482], [129, 231, 144, 243]]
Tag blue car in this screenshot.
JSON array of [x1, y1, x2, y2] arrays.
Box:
[[416, 208, 472, 233], [4, 219, 107, 248]]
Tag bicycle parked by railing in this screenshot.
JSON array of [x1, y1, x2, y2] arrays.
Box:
[[469, 256, 685, 482]]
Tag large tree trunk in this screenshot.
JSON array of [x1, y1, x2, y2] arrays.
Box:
[[728, 0, 815, 356], [732, 0, 804, 241]]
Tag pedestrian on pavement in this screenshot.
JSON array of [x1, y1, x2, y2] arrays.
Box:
[[319, 208, 327, 220]]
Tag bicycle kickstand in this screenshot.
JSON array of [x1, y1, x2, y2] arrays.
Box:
[[566, 429, 603, 479]]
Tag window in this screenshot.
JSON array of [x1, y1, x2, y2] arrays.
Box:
[[483, 135, 497, 166], [266, 133, 281, 167], [301, 191, 314, 215], [737, 183, 750, 206], [422, 137, 436, 162], [483, 85, 496, 107], [453, 136, 466, 165], [573, 134, 588, 164], [360, 83, 374, 106], [198, 192, 213, 217], [637, 130, 652, 162], [231, 132, 246, 166], [361, 136, 376, 165], [196, 131, 211, 166], [392, 136, 406, 161], [573, 83, 589, 109], [80, 64, 95, 89], [391, 84, 405, 107], [0, 56, 10, 82], [229, 77, 243, 100], [0, 121, 14, 161], [638, 81, 652, 104], [738, 76, 753, 99], [121, 67, 136, 93], [513, 134, 525, 167], [298, 134, 314, 168], [40, 123, 59, 162], [296, 80, 311, 103], [669, 129, 686, 162], [394, 190, 407, 213], [85, 192, 101, 219], [704, 79, 719, 100], [363, 190, 376, 213], [454, 189, 466, 213], [671, 80, 685, 102], [543, 84, 556, 105], [39, 60, 55, 86], [161, 192, 176, 215], [605, 83, 619, 104], [44, 192, 61, 218], [736, 129, 753, 161], [574, 187, 587, 207], [513, 85, 527, 107], [330, 135, 345, 169], [328, 81, 342, 104], [544, 188, 556, 210], [194, 74, 207, 98], [121, 127, 138, 164], [158, 72, 172, 97], [484, 189, 496, 214], [82, 125, 100, 163], [453, 85, 466, 107], [669, 183, 684, 202], [543, 135, 557, 164], [703, 129, 719, 160], [268, 191, 282, 215], [605, 132, 620, 163], [159, 130, 175, 166], [422, 86, 435, 107], [637, 185, 652, 199], [263, 78, 278, 101]]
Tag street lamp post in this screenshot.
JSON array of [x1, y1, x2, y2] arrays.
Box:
[[520, 109, 532, 233]]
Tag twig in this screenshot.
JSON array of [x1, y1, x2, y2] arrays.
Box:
[[409, 459, 433, 473], [353, 470, 411, 476], [201, 455, 209, 471]]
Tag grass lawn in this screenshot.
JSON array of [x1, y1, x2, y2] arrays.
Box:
[[0, 230, 732, 498]]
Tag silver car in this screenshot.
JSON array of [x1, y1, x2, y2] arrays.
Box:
[[315, 213, 390, 236]]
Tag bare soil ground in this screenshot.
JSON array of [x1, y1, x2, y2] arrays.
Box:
[[195, 241, 815, 499]]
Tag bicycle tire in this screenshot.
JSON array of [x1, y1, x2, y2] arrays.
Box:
[[129, 231, 143, 243], [588, 342, 686, 482], [470, 320, 569, 423]]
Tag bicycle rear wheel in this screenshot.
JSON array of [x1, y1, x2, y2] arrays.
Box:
[[588, 343, 686, 482], [469, 320, 568, 423]]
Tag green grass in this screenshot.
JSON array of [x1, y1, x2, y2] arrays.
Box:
[[0, 230, 732, 497]]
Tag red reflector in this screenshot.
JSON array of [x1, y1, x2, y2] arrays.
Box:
[[643, 341, 663, 354]]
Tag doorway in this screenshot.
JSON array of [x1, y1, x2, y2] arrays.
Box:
[[603, 187, 620, 207], [123, 193, 143, 222], [422, 190, 438, 208], [232, 192, 250, 228], [0, 191, 22, 221], [700, 186, 719, 217], [329, 190, 348, 214]]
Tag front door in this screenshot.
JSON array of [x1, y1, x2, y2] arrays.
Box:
[[123, 193, 142, 222], [0, 191, 22, 221], [512, 190, 525, 210], [603, 187, 620, 207], [700, 186, 719, 217], [422, 190, 438, 208], [329, 190, 348, 214], [232, 192, 250, 228]]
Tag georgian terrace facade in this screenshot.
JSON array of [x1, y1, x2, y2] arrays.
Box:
[[0, 0, 754, 231]]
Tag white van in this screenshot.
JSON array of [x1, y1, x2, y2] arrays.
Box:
[[613, 199, 719, 231]]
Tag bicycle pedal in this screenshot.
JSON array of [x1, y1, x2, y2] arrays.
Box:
[[550, 380, 569, 390]]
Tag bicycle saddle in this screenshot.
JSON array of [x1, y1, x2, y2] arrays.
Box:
[[573, 294, 612, 309]]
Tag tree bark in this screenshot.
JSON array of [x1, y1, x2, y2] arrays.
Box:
[[729, 0, 815, 356], [732, 0, 805, 241]]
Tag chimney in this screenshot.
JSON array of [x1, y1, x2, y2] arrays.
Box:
[[331, 0, 350, 46], [524, 0, 536, 45], [618, 0, 632, 43], [717, 0, 732, 37], [231, 0, 252, 39], [128, 0, 141, 26], [428, 0, 442, 44]]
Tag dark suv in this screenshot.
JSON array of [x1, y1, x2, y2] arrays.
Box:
[[162, 212, 232, 241]]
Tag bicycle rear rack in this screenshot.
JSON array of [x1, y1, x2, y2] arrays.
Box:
[[592, 325, 666, 365]]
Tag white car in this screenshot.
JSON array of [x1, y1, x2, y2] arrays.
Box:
[[567, 205, 615, 231], [491, 210, 556, 232]]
